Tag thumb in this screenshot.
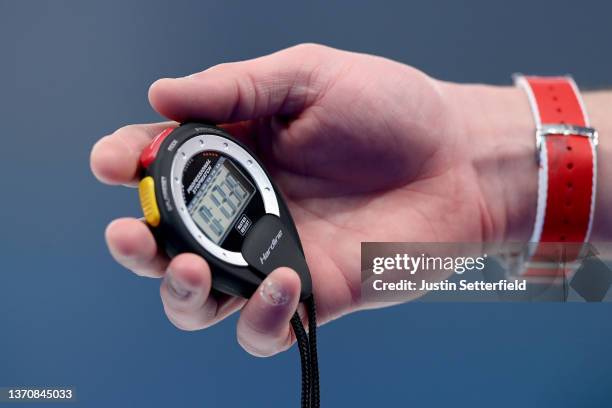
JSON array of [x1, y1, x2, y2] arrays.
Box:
[[236, 267, 302, 357], [148, 43, 332, 123]]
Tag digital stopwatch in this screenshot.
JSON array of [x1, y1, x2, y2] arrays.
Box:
[[137, 123, 320, 408]]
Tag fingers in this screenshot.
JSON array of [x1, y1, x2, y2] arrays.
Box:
[[107, 219, 303, 342], [105, 218, 168, 278], [92, 44, 337, 186], [148, 43, 334, 123], [160, 253, 245, 330], [91, 121, 257, 187], [90, 121, 176, 186], [237, 267, 302, 357]]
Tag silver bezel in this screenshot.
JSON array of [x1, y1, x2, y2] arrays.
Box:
[[170, 134, 280, 266]]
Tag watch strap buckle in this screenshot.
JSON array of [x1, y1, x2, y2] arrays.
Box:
[[535, 123, 598, 164]]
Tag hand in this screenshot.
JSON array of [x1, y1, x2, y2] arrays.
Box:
[[90, 43, 542, 357]]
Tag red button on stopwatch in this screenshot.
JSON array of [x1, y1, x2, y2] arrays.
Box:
[[139, 127, 175, 168]]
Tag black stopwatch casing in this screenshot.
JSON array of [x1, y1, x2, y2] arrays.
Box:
[[138, 123, 312, 300]]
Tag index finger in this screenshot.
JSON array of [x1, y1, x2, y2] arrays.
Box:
[[90, 121, 258, 186], [90, 121, 176, 186]]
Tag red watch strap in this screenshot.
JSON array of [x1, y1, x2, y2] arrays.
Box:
[[528, 79, 586, 126], [514, 76, 597, 279]]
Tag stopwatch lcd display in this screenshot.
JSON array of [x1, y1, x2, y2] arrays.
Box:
[[182, 152, 255, 244]]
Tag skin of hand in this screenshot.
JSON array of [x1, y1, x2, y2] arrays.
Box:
[[90, 43, 611, 357]]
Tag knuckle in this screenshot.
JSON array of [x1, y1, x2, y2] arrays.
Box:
[[113, 123, 138, 137], [289, 42, 327, 55]]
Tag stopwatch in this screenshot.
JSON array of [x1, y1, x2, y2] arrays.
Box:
[[137, 123, 319, 408]]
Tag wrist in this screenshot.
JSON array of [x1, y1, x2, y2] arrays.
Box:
[[441, 81, 538, 242], [442, 82, 612, 244]]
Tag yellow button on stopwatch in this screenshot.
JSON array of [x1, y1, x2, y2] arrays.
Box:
[[138, 176, 160, 227]]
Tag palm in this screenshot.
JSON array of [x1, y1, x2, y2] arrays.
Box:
[[254, 69, 485, 321]]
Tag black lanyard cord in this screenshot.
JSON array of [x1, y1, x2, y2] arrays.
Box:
[[306, 297, 320, 408], [290, 296, 320, 408]]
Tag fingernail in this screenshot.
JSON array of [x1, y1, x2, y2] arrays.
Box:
[[165, 274, 192, 300], [260, 279, 290, 306]]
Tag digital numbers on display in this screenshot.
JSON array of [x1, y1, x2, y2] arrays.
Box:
[[189, 157, 255, 243]]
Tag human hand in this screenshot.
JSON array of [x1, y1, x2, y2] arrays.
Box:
[[90, 43, 545, 356]]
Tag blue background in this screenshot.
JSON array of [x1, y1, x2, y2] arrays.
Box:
[[1, 1, 611, 407]]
